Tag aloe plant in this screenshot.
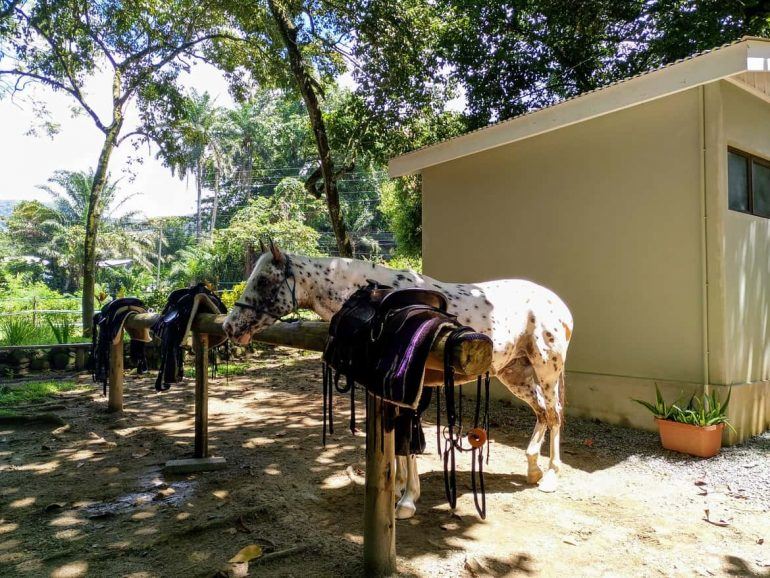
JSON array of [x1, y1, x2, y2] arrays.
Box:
[[632, 384, 680, 420], [634, 385, 734, 432]]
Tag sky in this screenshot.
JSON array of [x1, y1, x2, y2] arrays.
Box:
[[0, 63, 235, 218], [0, 63, 460, 219]]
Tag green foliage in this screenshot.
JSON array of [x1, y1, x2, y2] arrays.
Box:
[[633, 385, 734, 430], [435, 1, 770, 129], [0, 317, 42, 346], [220, 282, 247, 310], [0, 380, 84, 407], [677, 389, 735, 431], [4, 171, 153, 293], [46, 317, 76, 344], [633, 384, 680, 421], [97, 265, 155, 298], [384, 254, 423, 274], [380, 178, 423, 258]]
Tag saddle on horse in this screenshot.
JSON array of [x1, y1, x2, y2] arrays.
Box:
[[323, 281, 493, 517], [89, 297, 152, 395]]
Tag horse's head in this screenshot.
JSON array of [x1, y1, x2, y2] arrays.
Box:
[[223, 241, 296, 345]]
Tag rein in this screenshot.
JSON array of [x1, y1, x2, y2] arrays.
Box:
[[441, 327, 491, 519], [234, 257, 299, 323]]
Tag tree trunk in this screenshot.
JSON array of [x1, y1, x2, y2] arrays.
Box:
[[210, 163, 220, 239], [268, 0, 353, 257], [196, 157, 203, 242], [82, 121, 122, 335], [82, 70, 124, 336]]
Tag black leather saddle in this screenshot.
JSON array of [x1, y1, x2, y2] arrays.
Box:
[[89, 297, 151, 395], [151, 283, 227, 391], [324, 281, 453, 410], [322, 281, 461, 455]]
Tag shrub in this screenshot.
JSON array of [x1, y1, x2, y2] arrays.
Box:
[[0, 316, 41, 346], [221, 282, 247, 310]]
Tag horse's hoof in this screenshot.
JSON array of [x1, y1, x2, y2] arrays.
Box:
[[527, 468, 544, 485], [395, 499, 416, 520], [538, 469, 558, 493]]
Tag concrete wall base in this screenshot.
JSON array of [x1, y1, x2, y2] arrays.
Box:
[[487, 372, 770, 445]]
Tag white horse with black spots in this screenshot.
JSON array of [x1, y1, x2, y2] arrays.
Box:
[[223, 243, 573, 519]]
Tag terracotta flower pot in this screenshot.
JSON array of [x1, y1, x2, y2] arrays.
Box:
[[655, 418, 724, 458]]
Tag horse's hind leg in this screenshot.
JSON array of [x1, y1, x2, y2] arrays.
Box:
[[498, 360, 547, 484], [534, 368, 565, 493], [395, 454, 420, 519], [548, 370, 566, 474]]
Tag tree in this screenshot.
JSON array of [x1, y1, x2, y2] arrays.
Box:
[[0, 1, 236, 333], [435, 1, 770, 130], [9, 170, 153, 292], [152, 90, 227, 241], [169, 189, 320, 286]]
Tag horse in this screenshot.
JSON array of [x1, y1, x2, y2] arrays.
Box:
[[223, 243, 573, 519]]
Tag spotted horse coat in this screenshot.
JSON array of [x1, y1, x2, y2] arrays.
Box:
[[223, 244, 574, 518]]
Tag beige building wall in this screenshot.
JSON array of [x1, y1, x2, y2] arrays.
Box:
[[422, 89, 706, 387], [721, 80, 770, 385]]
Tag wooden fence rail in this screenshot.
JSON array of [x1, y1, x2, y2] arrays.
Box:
[[110, 310, 492, 576]]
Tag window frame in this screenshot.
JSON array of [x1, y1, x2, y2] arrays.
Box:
[[727, 146, 770, 217]]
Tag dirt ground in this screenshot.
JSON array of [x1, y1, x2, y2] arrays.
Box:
[[1, 347, 768, 578]]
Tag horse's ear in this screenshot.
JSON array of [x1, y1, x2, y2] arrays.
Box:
[[259, 239, 267, 254], [269, 238, 285, 264]]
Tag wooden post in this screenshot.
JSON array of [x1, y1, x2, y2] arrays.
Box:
[[194, 331, 209, 459], [107, 332, 124, 412], [363, 392, 396, 576]]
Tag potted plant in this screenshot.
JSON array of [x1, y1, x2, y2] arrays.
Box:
[[633, 386, 734, 458]]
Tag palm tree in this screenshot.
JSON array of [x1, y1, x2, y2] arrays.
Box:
[[35, 170, 152, 291], [158, 91, 226, 241]]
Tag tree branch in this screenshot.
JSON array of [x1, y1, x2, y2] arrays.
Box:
[[14, 5, 109, 133], [0, 65, 106, 134], [116, 129, 151, 146], [118, 31, 246, 107], [81, 2, 118, 69]]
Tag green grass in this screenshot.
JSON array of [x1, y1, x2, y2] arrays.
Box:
[[0, 380, 84, 407], [184, 362, 250, 378]]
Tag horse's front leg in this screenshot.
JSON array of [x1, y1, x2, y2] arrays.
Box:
[[395, 454, 420, 519], [395, 455, 408, 498]]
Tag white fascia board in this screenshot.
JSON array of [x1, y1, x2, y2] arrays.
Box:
[[389, 40, 754, 178]]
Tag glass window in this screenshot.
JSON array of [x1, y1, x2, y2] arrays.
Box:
[[753, 161, 770, 218], [728, 151, 749, 212]]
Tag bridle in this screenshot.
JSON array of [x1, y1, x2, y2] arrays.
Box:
[[234, 257, 299, 322]]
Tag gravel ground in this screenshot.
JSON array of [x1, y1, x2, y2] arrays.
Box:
[[472, 394, 770, 511]]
